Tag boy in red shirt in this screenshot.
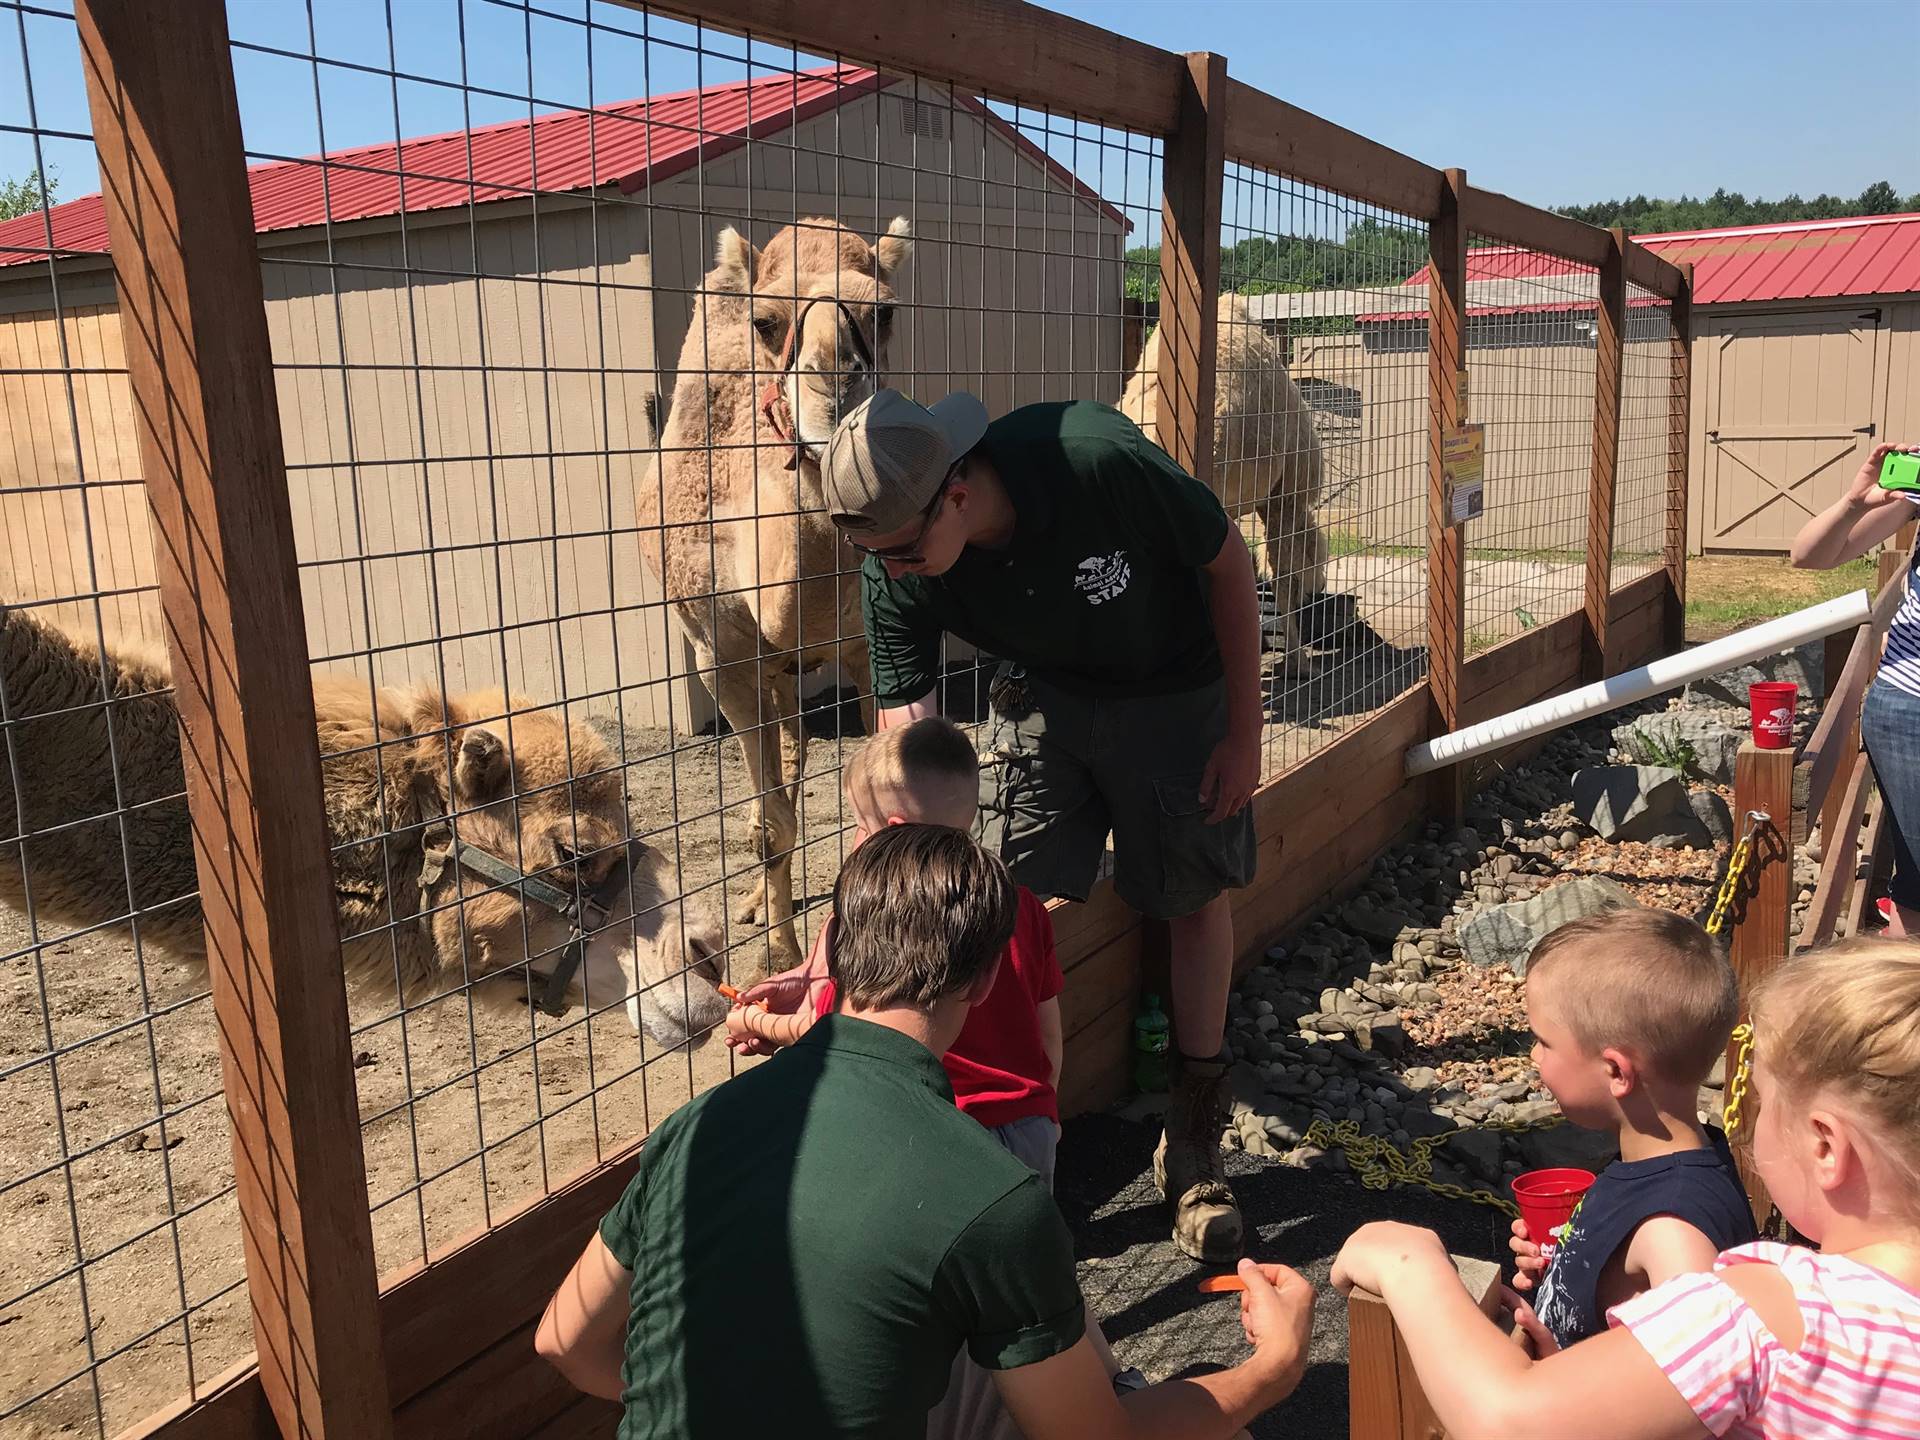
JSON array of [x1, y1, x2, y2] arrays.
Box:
[[727, 717, 1065, 1181]]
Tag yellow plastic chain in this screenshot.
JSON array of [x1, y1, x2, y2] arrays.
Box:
[[1301, 1115, 1559, 1220], [1704, 809, 1768, 938], [1723, 1022, 1754, 1137]]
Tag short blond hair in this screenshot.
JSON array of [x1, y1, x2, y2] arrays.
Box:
[[1753, 935, 1920, 1208], [1526, 908, 1735, 1087], [844, 717, 978, 827]]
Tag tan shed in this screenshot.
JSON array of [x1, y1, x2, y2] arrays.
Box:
[[0, 65, 1129, 731]]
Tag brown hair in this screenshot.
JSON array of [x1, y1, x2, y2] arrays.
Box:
[[1752, 935, 1920, 1204], [1527, 908, 1736, 1086], [827, 823, 1016, 1009], [845, 717, 978, 827]]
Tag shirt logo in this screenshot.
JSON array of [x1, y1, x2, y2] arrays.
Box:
[[1073, 552, 1131, 605]]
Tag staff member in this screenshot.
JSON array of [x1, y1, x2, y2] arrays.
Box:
[[821, 387, 1264, 1262]]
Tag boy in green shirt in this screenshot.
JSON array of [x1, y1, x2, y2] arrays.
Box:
[[821, 388, 1265, 1262]]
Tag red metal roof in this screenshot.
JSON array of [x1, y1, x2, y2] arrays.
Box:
[[1371, 213, 1920, 319], [1637, 214, 1920, 303], [0, 64, 1125, 270]]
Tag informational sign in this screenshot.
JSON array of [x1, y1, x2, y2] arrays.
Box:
[[1443, 423, 1485, 524]]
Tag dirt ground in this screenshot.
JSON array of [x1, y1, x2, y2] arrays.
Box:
[[0, 568, 1490, 1437]]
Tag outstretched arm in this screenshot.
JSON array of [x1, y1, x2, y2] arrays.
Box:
[[879, 693, 938, 728], [1331, 1223, 1707, 1440], [1790, 442, 1917, 570], [1199, 530, 1264, 823]]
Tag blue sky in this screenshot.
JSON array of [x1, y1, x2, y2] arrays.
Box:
[[3, 0, 1914, 218]]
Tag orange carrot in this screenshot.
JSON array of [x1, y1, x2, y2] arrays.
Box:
[[1195, 1275, 1247, 1294], [717, 982, 769, 1012]]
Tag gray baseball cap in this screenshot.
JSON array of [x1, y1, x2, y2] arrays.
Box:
[[821, 388, 989, 535]]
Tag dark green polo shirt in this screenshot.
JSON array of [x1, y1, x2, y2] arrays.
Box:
[[861, 401, 1232, 707], [598, 1015, 1083, 1439]]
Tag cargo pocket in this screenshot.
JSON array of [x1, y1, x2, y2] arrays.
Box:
[[1153, 774, 1240, 910]]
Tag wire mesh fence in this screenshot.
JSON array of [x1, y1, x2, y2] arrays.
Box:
[[0, 3, 1697, 1435], [1457, 238, 1601, 653], [1615, 283, 1675, 586], [1202, 162, 1430, 777], [1, 4, 252, 1436]]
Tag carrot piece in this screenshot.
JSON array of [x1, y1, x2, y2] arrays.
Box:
[[1195, 1275, 1247, 1294]]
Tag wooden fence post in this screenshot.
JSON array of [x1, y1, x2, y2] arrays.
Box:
[[1664, 262, 1694, 653], [1725, 741, 1794, 1229], [1582, 228, 1626, 683], [1424, 168, 1468, 819], [1155, 50, 1226, 488], [74, 3, 394, 1435]]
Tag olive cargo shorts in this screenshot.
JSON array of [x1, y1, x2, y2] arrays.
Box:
[[977, 668, 1257, 919]]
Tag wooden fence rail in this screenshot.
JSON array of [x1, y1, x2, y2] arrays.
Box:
[[61, 0, 1693, 1435]]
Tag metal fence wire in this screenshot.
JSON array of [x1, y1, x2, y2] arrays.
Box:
[[1457, 238, 1602, 655], [1204, 162, 1431, 777], [0, 3, 1694, 1437], [1616, 283, 1676, 586]]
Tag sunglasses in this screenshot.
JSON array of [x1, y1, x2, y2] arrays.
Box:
[[843, 462, 961, 564]]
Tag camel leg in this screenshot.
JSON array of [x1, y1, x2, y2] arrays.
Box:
[[710, 660, 804, 975], [1265, 500, 1327, 681]]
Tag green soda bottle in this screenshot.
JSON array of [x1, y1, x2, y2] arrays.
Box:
[[1132, 993, 1171, 1093]]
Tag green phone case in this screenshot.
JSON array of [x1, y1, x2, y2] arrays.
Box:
[[1881, 451, 1920, 494]]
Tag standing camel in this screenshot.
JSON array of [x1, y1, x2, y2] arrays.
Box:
[[1121, 291, 1329, 675], [640, 216, 909, 970]]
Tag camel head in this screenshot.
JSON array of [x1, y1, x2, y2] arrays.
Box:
[[710, 215, 912, 455], [407, 693, 728, 1043]]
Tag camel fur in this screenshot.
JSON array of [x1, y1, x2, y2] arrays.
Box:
[[0, 603, 729, 1048], [1121, 292, 1329, 673], [641, 216, 909, 970]]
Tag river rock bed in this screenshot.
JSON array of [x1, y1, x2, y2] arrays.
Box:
[[1200, 658, 1827, 1203]]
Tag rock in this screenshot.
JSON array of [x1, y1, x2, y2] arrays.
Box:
[[1243, 1128, 1282, 1159], [1227, 1062, 1266, 1111], [1402, 1066, 1439, 1093], [1365, 1017, 1409, 1059], [1504, 1099, 1563, 1127], [1559, 829, 1581, 850], [1518, 1121, 1617, 1173], [1459, 874, 1640, 974], [1401, 1107, 1457, 1138], [1283, 1143, 1327, 1169], [1684, 641, 1823, 710], [1689, 790, 1735, 845], [1612, 711, 1743, 785], [1571, 765, 1712, 846], [1341, 895, 1424, 945], [1446, 1128, 1506, 1185]]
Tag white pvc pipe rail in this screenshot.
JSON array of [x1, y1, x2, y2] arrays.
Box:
[[1405, 589, 1873, 778]]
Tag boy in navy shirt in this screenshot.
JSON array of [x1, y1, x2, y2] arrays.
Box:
[[1508, 909, 1757, 1351]]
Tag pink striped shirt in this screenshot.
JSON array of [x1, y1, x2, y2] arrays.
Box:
[[1609, 1241, 1920, 1439]]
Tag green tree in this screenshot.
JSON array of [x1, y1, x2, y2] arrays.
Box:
[[1557, 179, 1912, 234], [0, 168, 58, 221]]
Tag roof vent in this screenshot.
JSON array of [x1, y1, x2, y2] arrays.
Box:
[[898, 98, 945, 141]]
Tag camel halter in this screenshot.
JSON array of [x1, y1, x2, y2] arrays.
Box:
[[418, 831, 646, 1017], [756, 296, 878, 471]]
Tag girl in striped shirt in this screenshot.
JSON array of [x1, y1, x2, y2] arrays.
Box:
[[1331, 936, 1920, 1439]]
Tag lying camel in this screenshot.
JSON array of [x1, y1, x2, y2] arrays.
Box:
[[0, 603, 729, 1049], [641, 216, 909, 970], [1121, 291, 1329, 673]]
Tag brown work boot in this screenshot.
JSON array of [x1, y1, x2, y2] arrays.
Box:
[[1152, 1052, 1244, 1263]]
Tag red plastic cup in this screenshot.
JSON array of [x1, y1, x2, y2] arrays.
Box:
[[1749, 681, 1797, 749], [1511, 1167, 1596, 1258]]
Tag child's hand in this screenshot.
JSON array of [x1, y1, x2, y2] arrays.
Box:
[[1330, 1221, 1447, 1298], [725, 974, 811, 1056], [722, 1005, 764, 1049], [1508, 1217, 1544, 1292], [1499, 1285, 1560, 1358]]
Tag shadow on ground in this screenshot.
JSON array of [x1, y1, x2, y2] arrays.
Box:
[[1060, 1112, 1508, 1439]]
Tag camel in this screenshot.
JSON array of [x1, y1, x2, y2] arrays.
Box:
[[1121, 291, 1329, 674], [0, 603, 730, 1050], [641, 216, 910, 971]]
